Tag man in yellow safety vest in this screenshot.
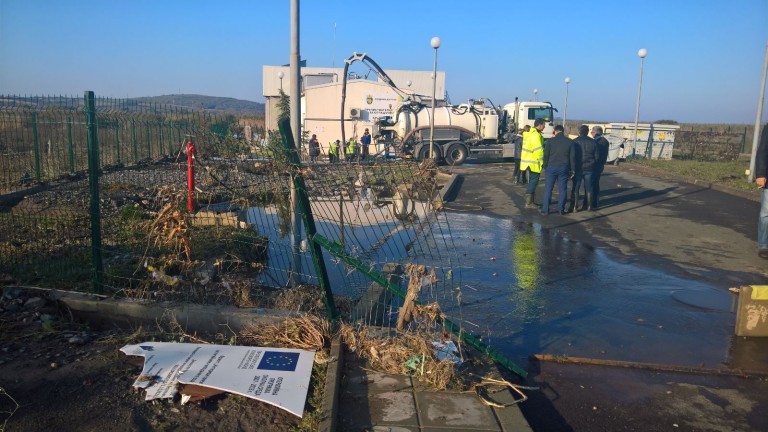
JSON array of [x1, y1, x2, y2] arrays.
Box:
[[520, 118, 546, 209], [345, 137, 358, 162], [328, 139, 340, 163]]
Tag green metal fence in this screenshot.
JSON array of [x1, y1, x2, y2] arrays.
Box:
[[0, 92, 248, 293], [0, 94, 243, 193], [0, 91, 525, 377]]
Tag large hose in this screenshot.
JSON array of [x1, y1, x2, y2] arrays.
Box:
[[340, 52, 409, 147]]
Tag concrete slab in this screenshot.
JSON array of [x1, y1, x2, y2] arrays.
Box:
[[485, 388, 534, 432], [319, 336, 343, 432], [493, 406, 533, 432], [370, 427, 419, 432], [369, 426, 421, 432], [49, 290, 296, 334], [339, 365, 419, 429], [416, 392, 499, 430], [338, 387, 419, 430]]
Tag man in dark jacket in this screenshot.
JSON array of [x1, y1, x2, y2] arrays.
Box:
[[308, 134, 320, 163], [512, 126, 529, 185], [541, 125, 575, 215], [571, 125, 600, 212], [755, 122, 768, 259], [591, 125, 610, 209], [360, 128, 372, 161]]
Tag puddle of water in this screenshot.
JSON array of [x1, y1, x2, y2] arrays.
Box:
[[244, 203, 452, 298], [435, 212, 761, 370], [243, 202, 767, 372]]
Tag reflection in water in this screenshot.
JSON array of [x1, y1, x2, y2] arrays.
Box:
[[244, 197, 458, 302], [512, 227, 540, 290], [436, 212, 765, 371], [243, 201, 767, 372]]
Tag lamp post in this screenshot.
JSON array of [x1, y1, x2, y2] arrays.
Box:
[[749, 38, 768, 183], [430, 36, 441, 159], [632, 48, 648, 158], [563, 77, 571, 128], [533, 88, 538, 101], [278, 71, 284, 91]]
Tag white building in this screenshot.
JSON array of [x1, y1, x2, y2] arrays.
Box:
[[262, 64, 445, 155]]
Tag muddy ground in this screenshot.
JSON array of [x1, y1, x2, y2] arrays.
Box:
[[0, 288, 320, 432]]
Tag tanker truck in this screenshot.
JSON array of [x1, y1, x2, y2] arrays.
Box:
[[375, 97, 556, 165]]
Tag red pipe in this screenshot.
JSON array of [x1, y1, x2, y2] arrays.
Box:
[[186, 140, 195, 212]]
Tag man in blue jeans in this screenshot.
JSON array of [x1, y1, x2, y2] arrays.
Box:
[[542, 125, 575, 215], [521, 119, 546, 209], [590, 125, 610, 209], [571, 125, 600, 212], [755, 122, 768, 259]]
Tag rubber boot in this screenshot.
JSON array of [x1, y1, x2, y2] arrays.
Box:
[[525, 193, 537, 209], [586, 193, 594, 211]]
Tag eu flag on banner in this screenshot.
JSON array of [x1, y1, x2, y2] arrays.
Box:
[[258, 351, 300, 372]]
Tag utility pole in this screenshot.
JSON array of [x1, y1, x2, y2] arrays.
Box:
[[289, 0, 303, 285], [749, 38, 768, 183]]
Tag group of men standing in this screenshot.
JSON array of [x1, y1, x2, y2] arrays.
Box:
[[517, 118, 609, 215], [310, 128, 373, 163]]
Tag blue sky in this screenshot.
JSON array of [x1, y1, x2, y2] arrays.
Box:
[[1, 0, 766, 123]]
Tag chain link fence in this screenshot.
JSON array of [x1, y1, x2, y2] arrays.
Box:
[[0, 93, 526, 377]]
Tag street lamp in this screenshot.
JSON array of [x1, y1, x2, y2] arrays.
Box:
[[430, 36, 441, 159], [632, 48, 648, 158], [533, 88, 538, 101], [278, 71, 284, 91], [563, 77, 571, 128]]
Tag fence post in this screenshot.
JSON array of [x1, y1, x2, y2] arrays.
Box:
[[159, 120, 164, 155], [278, 117, 337, 319], [84, 91, 104, 293], [131, 119, 138, 162], [741, 127, 747, 154], [67, 118, 75, 174], [146, 123, 151, 159], [186, 139, 195, 212], [32, 112, 41, 182], [116, 123, 121, 165]]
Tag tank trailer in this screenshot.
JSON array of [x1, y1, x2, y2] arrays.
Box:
[[375, 98, 557, 165]]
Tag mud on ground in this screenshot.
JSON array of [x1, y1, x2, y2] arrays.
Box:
[[0, 287, 324, 432]]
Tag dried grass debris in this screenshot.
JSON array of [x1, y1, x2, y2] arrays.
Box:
[[339, 322, 457, 390], [240, 314, 333, 362]]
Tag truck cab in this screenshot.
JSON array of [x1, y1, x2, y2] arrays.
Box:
[[502, 101, 556, 138]]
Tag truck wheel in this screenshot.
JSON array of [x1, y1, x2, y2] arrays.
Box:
[[418, 144, 440, 161], [444, 142, 468, 166]]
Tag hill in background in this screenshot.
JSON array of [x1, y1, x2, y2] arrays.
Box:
[[134, 94, 264, 116]]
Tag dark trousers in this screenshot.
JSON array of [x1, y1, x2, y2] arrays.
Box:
[[593, 164, 605, 206], [513, 161, 528, 183], [526, 169, 541, 195], [543, 165, 569, 214], [571, 171, 593, 209], [361, 145, 369, 160]]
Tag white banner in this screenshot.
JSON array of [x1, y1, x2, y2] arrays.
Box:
[[363, 93, 402, 120], [121, 342, 315, 417]]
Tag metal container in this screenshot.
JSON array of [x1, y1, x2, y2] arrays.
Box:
[[734, 285, 768, 337]]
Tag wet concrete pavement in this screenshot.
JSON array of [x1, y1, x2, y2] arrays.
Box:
[[436, 161, 768, 431], [446, 162, 767, 286]]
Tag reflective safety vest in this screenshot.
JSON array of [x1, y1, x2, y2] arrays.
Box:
[[328, 141, 339, 156], [519, 128, 544, 173], [346, 139, 357, 155]]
